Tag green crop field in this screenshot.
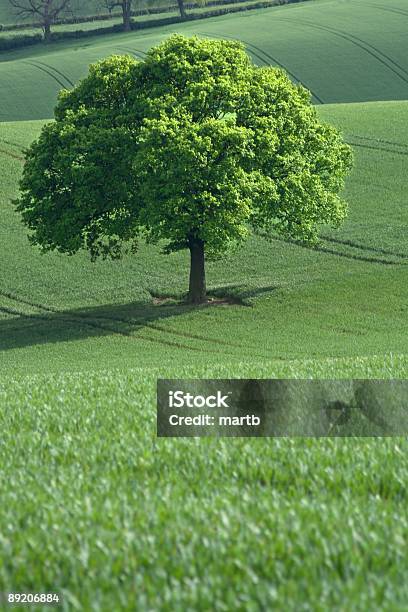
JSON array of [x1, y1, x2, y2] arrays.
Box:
[[1, 0, 408, 609], [1, 0, 408, 121]]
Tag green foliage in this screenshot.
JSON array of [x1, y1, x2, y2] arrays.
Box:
[[16, 34, 352, 267], [1, 100, 407, 372]]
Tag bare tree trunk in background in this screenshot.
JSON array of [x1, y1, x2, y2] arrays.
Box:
[[177, 0, 187, 19], [43, 19, 52, 40], [122, 0, 132, 31], [8, 0, 72, 41]]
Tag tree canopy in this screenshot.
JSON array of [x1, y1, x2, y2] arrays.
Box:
[[16, 34, 353, 303]]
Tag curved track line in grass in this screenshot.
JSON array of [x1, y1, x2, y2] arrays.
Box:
[[22, 61, 68, 90], [0, 289, 247, 357], [365, 3, 408, 18], [32, 60, 75, 88], [0, 147, 24, 162], [0, 138, 25, 152], [145, 322, 273, 359], [273, 237, 405, 266], [347, 141, 408, 157], [319, 23, 408, 80], [197, 30, 325, 104], [0, 290, 56, 314], [13, 289, 269, 358], [0, 305, 42, 318], [0, 288, 273, 359], [348, 134, 408, 150], [117, 45, 147, 59], [320, 236, 408, 261], [275, 17, 408, 86], [0, 295, 217, 354]]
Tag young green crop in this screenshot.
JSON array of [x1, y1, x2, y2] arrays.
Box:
[[15, 34, 353, 303]]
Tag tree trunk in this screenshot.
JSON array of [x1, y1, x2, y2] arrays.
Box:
[[123, 2, 132, 31], [188, 238, 206, 304], [177, 0, 187, 20], [43, 20, 52, 41]]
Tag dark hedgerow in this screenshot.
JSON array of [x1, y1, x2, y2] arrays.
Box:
[[0, 0, 311, 50]]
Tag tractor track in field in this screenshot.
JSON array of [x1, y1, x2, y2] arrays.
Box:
[[144, 321, 272, 357], [0, 290, 208, 353], [0, 289, 270, 358], [22, 61, 69, 90], [275, 17, 408, 87], [0, 291, 205, 352], [346, 140, 408, 157], [0, 305, 48, 319], [348, 134, 408, 151], [197, 30, 325, 104], [365, 3, 408, 18], [0, 295, 215, 354], [32, 60, 75, 88], [0, 147, 24, 162], [320, 236, 408, 261], [274, 237, 407, 266], [0, 138, 25, 152], [117, 46, 147, 60]]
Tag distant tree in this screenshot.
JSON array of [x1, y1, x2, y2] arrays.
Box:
[[101, 0, 133, 31], [15, 35, 353, 304], [7, 0, 73, 40], [101, 0, 186, 29], [176, 0, 187, 19]]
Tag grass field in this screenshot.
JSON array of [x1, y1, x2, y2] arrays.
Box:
[[1, 99, 407, 374], [1, 0, 408, 121], [2, 359, 408, 611], [0, 0, 273, 41], [1, 0, 408, 608]]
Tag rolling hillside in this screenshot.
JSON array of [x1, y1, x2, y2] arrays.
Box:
[[1, 0, 408, 608], [1, 99, 407, 374], [1, 0, 408, 121]]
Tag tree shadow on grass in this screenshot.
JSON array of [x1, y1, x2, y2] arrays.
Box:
[[0, 284, 278, 352]]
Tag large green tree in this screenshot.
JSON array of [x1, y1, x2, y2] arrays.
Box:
[[16, 35, 353, 304]]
